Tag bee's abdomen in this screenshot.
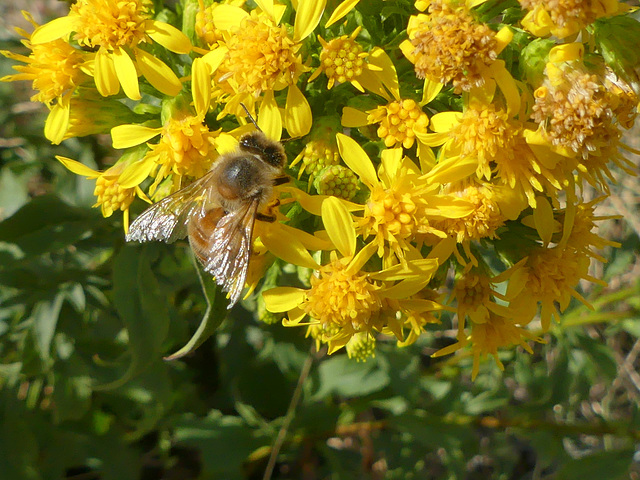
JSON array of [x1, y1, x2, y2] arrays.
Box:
[[188, 208, 224, 265]]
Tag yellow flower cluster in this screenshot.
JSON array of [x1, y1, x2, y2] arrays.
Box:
[[4, 0, 638, 378]]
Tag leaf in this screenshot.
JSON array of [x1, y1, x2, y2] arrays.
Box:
[[556, 449, 633, 480], [164, 254, 229, 360], [31, 293, 64, 361], [312, 355, 390, 399], [96, 244, 170, 389]]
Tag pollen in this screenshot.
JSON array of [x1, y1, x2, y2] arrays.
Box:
[[367, 99, 429, 149], [302, 259, 382, 332], [532, 66, 616, 158], [314, 165, 359, 200], [94, 175, 136, 217], [433, 184, 505, 242], [409, 1, 498, 91], [317, 28, 367, 89], [217, 16, 301, 95], [361, 186, 418, 249], [70, 0, 151, 50], [451, 103, 515, 178], [152, 115, 217, 180]]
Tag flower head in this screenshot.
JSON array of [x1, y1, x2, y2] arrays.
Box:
[[31, 0, 191, 100]]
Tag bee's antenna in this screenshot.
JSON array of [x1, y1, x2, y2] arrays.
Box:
[[240, 103, 262, 132]]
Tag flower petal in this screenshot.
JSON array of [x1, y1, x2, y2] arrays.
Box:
[[44, 97, 70, 145], [263, 287, 306, 312], [112, 47, 141, 100], [94, 49, 120, 97], [532, 196, 554, 246], [369, 47, 400, 100], [284, 84, 312, 137], [294, 0, 326, 42], [421, 156, 477, 185], [325, 0, 361, 27], [258, 90, 282, 141], [145, 20, 191, 54], [118, 156, 156, 188], [192, 58, 211, 117], [201, 47, 228, 73], [261, 227, 321, 270], [135, 49, 183, 97], [421, 78, 443, 105], [336, 133, 378, 189], [341, 106, 370, 127], [111, 124, 162, 149], [322, 196, 356, 258], [212, 5, 249, 30], [30, 16, 75, 44], [56, 156, 99, 178]]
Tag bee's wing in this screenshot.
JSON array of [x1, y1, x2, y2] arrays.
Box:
[[199, 198, 260, 307], [126, 173, 217, 244]]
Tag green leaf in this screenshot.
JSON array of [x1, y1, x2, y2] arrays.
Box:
[[164, 254, 228, 360], [312, 355, 390, 399], [31, 293, 64, 361], [556, 449, 633, 480], [0, 195, 96, 258], [96, 244, 170, 389]]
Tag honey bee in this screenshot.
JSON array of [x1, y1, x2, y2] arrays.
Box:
[[126, 118, 288, 308]]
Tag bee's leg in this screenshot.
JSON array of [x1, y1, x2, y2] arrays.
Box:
[[272, 175, 290, 186], [256, 213, 277, 222]]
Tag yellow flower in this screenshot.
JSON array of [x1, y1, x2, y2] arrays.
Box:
[[110, 59, 220, 194], [532, 44, 638, 192], [56, 155, 151, 232], [201, 0, 326, 138], [194, 0, 246, 49], [1, 12, 88, 144], [519, 0, 626, 39], [335, 133, 476, 262], [263, 197, 441, 355], [400, 1, 513, 93], [30, 0, 191, 100], [308, 27, 382, 93], [433, 270, 538, 380]]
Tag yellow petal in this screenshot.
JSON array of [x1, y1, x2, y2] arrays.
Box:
[[421, 78, 443, 105], [135, 49, 183, 97], [284, 85, 312, 137], [94, 49, 120, 97], [112, 47, 141, 100], [212, 5, 249, 30], [549, 43, 584, 62], [30, 16, 75, 44], [380, 277, 432, 299], [399, 39, 416, 63], [192, 57, 211, 117], [111, 124, 162, 149], [282, 307, 309, 326], [368, 47, 400, 100], [118, 156, 157, 188], [336, 133, 378, 189], [44, 97, 70, 145], [201, 47, 228, 73], [341, 106, 370, 127], [257, 90, 282, 140], [255, 0, 275, 19], [216, 132, 239, 155], [532, 196, 554, 246], [322, 196, 356, 258], [429, 111, 461, 132], [371, 259, 439, 281], [294, 0, 326, 42], [277, 224, 333, 251], [325, 0, 361, 27], [145, 20, 191, 54], [56, 156, 99, 178], [422, 155, 477, 185], [346, 241, 377, 274], [263, 287, 307, 312], [490, 61, 520, 116], [494, 26, 513, 55], [261, 228, 321, 270]]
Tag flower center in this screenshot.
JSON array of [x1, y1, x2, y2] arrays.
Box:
[[302, 260, 382, 331], [319, 32, 366, 87], [94, 175, 135, 217], [217, 16, 300, 95], [361, 186, 418, 244], [409, 1, 498, 91], [368, 99, 429, 149], [71, 0, 151, 50], [28, 39, 85, 104], [314, 165, 359, 200], [455, 273, 492, 314]]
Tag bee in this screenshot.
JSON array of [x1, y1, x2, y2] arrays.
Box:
[[126, 112, 288, 308]]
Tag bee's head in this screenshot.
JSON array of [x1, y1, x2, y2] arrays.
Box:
[[238, 132, 286, 168]]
